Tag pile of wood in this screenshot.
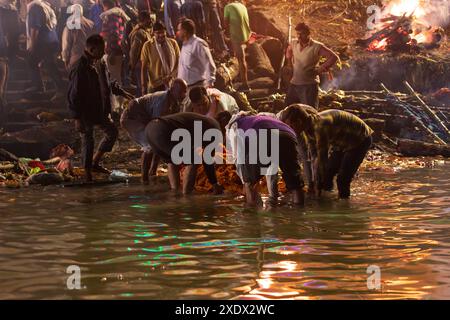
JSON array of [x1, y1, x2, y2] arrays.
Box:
[[318, 83, 450, 157]]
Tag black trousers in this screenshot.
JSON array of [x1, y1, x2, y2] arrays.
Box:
[[145, 118, 218, 185], [0, 8, 20, 59], [323, 136, 372, 198], [28, 42, 64, 91], [80, 120, 118, 169]]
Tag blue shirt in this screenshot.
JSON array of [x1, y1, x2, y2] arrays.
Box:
[[89, 3, 103, 34], [27, 3, 58, 44]]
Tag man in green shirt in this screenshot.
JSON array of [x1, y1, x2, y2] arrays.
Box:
[[224, 0, 251, 92]]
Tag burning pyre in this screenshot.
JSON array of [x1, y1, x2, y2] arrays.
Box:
[[357, 0, 447, 52]]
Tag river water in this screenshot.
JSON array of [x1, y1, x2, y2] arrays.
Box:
[[0, 164, 449, 300]]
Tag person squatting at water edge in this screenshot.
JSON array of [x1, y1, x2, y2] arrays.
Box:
[[144, 112, 225, 195], [279, 104, 374, 199], [121, 79, 188, 184]]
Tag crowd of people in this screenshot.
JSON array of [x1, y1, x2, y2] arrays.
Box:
[[0, 0, 375, 207]]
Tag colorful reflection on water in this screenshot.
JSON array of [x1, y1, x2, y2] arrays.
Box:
[[0, 164, 449, 299]]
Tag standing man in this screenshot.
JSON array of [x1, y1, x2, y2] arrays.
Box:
[[68, 34, 134, 182], [281, 105, 373, 199], [0, 0, 20, 60], [140, 21, 180, 95], [100, 0, 130, 83], [202, 0, 228, 58], [285, 22, 339, 108], [129, 10, 153, 96], [89, 0, 103, 33], [163, 0, 182, 38], [223, 0, 251, 92], [180, 0, 207, 40], [0, 18, 7, 125], [61, 4, 94, 71], [177, 18, 216, 88], [26, 0, 65, 99], [121, 79, 187, 183]]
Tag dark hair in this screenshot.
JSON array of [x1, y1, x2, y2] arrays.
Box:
[[138, 11, 151, 23], [189, 86, 208, 103], [153, 21, 166, 32], [86, 34, 105, 48], [295, 22, 310, 33], [179, 18, 195, 35], [280, 104, 318, 127], [215, 111, 232, 130]]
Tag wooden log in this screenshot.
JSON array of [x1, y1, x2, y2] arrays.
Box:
[[397, 139, 450, 157], [380, 83, 447, 145], [404, 81, 450, 138]]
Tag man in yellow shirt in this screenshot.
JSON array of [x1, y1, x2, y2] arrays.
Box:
[[140, 21, 180, 95], [285, 22, 339, 108]]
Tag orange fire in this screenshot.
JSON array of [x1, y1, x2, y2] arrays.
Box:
[[366, 0, 444, 52]]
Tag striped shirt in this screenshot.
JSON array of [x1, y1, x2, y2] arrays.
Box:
[[306, 109, 373, 183]]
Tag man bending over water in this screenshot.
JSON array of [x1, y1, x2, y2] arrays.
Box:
[[280, 104, 373, 199], [145, 112, 224, 195]]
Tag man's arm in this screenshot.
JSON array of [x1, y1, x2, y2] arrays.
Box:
[[317, 44, 339, 74], [140, 42, 150, 95], [67, 67, 85, 120], [61, 27, 71, 69], [197, 41, 216, 87]]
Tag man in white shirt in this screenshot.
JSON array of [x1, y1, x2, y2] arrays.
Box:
[[177, 18, 216, 88]]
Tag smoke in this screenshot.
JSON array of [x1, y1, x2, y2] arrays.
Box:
[[381, 0, 450, 27]]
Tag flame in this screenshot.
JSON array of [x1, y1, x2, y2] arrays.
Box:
[[386, 0, 426, 18], [365, 0, 443, 51], [368, 38, 389, 51]]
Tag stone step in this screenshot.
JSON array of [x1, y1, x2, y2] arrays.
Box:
[[1, 121, 41, 133], [7, 79, 58, 91], [5, 90, 56, 102], [6, 99, 55, 110]]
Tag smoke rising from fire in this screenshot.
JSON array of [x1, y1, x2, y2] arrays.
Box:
[[381, 0, 450, 28]]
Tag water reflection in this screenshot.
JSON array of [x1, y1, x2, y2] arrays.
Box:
[[0, 164, 449, 299]]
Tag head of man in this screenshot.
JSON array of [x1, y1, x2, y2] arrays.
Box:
[[138, 11, 153, 29], [177, 19, 195, 42], [85, 34, 105, 60], [295, 22, 311, 44], [279, 104, 318, 134], [189, 86, 210, 115], [102, 0, 115, 11], [169, 79, 188, 103], [153, 21, 167, 44]]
